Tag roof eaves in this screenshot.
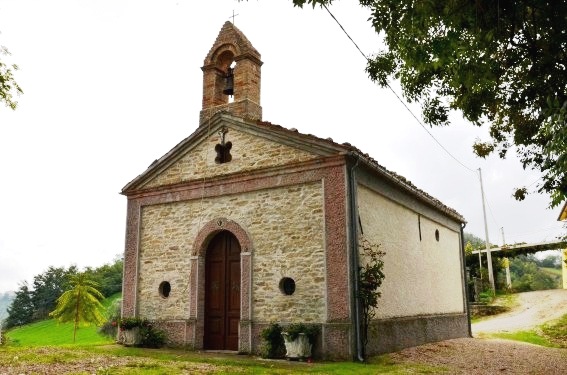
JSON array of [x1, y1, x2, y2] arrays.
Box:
[[352, 149, 466, 223]]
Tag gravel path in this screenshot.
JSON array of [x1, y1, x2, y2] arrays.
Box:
[[472, 289, 567, 334], [387, 290, 567, 374], [388, 337, 567, 374]]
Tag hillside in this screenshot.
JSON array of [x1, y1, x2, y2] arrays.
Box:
[[4, 293, 120, 346], [540, 267, 562, 288]]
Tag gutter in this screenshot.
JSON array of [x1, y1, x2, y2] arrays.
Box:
[[347, 153, 364, 362], [460, 223, 473, 337]]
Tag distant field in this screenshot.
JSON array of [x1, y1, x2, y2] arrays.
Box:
[[4, 293, 120, 347], [541, 267, 562, 277], [541, 267, 563, 288]]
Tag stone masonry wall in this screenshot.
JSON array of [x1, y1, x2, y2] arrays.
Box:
[[142, 128, 317, 190], [357, 184, 465, 319], [137, 181, 326, 323]]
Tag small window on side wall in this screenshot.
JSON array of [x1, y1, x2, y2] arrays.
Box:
[[435, 229, 440, 242], [279, 277, 296, 296], [159, 281, 171, 298]]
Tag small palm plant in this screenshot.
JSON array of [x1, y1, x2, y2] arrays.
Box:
[[49, 272, 105, 343]]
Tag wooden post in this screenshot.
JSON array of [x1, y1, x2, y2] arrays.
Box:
[[562, 249, 567, 289]]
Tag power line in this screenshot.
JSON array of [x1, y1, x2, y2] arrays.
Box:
[[527, 177, 541, 187], [322, 4, 476, 174], [483, 190, 500, 228]]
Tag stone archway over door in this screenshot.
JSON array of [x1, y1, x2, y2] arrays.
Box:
[[204, 231, 241, 350]]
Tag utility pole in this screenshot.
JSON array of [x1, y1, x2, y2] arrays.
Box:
[[479, 168, 495, 291], [502, 227, 511, 290]]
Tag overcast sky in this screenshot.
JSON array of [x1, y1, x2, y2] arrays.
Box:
[[0, 0, 564, 293]]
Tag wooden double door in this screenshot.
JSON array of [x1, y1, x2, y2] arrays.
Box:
[[204, 231, 241, 351]]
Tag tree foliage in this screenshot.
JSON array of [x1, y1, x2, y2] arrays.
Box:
[[463, 232, 488, 250], [31, 266, 78, 320], [506, 254, 557, 291], [49, 273, 105, 343], [83, 258, 123, 297], [3, 283, 34, 329], [532, 252, 561, 269], [3, 257, 122, 330], [0, 45, 22, 110], [292, 0, 567, 207]]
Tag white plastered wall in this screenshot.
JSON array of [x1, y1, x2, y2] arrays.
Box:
[[357, 184, 465, 319]]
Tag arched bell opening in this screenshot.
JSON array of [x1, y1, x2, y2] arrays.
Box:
[[215, 50, 236, 103]]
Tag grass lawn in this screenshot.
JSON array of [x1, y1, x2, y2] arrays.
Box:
[[5, 319, 114, 346], [490, 313, 567, 348], [492, 330, 558, 347], [1, 292, 444, 373], [0, 344, 444, 374], [4, 293, 120, 347]]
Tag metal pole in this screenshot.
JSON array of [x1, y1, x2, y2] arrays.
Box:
[[502, 227, 511, 289], [479, 168, 495, 291]]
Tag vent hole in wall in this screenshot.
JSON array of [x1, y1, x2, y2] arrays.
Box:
[[435, 229, 440, 242], [159, 281, 171, 298], [279, 277, 296, 295]]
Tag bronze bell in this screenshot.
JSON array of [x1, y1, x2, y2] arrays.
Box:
[[223, 67, 234, 96]]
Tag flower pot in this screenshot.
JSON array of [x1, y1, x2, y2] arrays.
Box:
[[122, 327, 141, 346], [282, 332, 312, 359]]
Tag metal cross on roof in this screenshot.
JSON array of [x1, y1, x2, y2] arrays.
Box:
[[230, 10, 239, 25]]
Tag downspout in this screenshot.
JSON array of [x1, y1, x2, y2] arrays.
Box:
[[347, 154, 364, 362], [460, 223, 472, 337]]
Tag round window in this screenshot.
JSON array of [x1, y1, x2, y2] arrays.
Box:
[[279, 277, 296, 296], [159, 281, 171, 298]]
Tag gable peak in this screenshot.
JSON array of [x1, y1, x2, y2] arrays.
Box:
[[203, 21, 261, 66]]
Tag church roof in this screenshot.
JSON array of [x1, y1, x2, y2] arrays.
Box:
[[254, 120, 466, 224]]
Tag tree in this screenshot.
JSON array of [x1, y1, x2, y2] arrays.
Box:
[[49, 273, 105, 343], [464, 232, 489, 250], [0, 44, 22, 109], [83, 257, 123, 297], [506, 254, 557, 291], [291, 0, 567, 207], [534, 253, 562, 269], [3, 283, 34, 329], [31, 266, 77, 320]]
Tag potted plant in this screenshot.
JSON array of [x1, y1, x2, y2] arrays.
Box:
[[119, 317, 145, 346], [281, 323, 319, 360]]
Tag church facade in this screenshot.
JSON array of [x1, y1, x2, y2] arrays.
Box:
[[120, 22, 470, 359]]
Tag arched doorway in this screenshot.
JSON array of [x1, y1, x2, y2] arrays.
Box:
[[204, 230, 241, 350]]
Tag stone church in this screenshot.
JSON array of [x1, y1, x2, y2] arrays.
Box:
[[120, 22, 470, 359]]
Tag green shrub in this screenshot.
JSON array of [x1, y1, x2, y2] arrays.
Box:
[[118, 318, 167, 348], [139, 323, 166, 348], [260, 323, 285, 358], [478, 291, 494, 304], [119, 317, 145, 330], [283, 323, 320, 345], [98, 298, 121, 338]]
